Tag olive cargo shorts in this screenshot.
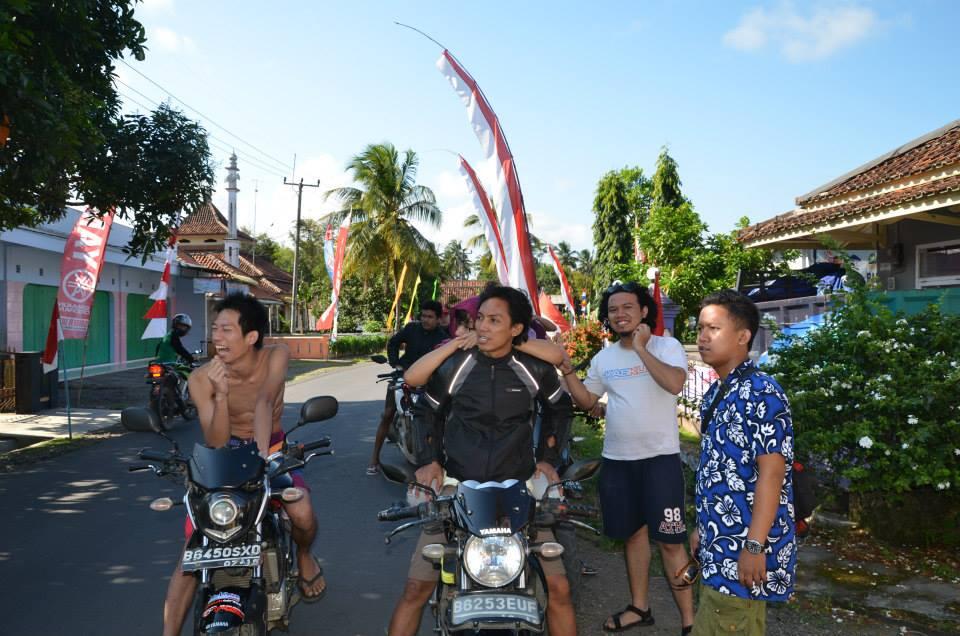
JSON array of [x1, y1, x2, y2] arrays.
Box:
[[691, 584, 766, 635]]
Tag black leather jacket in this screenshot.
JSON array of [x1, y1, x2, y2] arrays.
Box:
[[415, 348, 569, 483]]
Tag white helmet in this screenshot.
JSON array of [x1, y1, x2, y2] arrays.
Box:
[[172, 313, 193, 331]]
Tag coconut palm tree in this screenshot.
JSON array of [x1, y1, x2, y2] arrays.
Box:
[[553, 241, 578, 270], [441, 240, 472, 279], [325, 143, 441, 289]]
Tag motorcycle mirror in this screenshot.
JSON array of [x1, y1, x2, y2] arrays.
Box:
[[370, 354, 388, 364], [380, 461, 415, 485], [121, 406, 163, 434], [560, 457, 602, 483], [294, 396, 339, 430]]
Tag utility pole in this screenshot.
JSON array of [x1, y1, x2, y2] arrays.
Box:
[[283, 177, 320, 334]]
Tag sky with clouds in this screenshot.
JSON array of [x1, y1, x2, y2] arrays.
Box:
[[118, 0, 959, 259]]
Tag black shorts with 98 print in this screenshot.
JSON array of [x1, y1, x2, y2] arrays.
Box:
[[598, 453, 688, 543]]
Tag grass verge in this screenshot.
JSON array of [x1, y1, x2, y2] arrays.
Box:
[[0, 427, 125, 473]]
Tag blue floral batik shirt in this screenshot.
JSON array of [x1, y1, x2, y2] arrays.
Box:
[[696, 359, 796, 601]]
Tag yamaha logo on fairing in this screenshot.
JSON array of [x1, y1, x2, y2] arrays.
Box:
[[480, 527, 511, 536]]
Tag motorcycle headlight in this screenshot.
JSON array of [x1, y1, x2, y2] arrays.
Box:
[[208, 494, 239, 527], [463, 534, 525, 587]]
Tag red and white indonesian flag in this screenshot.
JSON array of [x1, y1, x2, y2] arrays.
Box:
[[459, 155, 508, 285], [538, 291, 571, 334], [42, 208, 115, 373], [547, 245, 576, 326], [141, 234, 178, 340], [437, 51, 539, 312], [317, 215, 351, 331]]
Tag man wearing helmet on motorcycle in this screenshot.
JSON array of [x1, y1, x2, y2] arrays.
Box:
[[155, 313, 195, 364]]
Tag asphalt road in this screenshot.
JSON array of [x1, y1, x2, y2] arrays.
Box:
[[0, 362, 431, 635]]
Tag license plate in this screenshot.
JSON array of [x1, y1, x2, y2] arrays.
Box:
[[450, 594, 541, 625], [181, 543, 261, 572]]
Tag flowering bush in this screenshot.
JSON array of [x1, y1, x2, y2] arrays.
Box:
[[561, 319, 606, 371], [766, 286, 960, 497]]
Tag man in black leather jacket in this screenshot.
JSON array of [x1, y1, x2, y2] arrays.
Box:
[[387, 285, 577, 636]]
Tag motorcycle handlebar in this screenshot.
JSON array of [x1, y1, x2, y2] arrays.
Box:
[[139, 449, 176, 463], [565, 503, 599, 518], [299, 437, 332, 453], [377, 504, 420, 522]]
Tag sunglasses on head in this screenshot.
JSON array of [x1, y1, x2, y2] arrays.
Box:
[[605, 281, 643, 295]]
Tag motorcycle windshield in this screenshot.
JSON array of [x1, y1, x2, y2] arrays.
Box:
[[188, 442, 265, 489], [454, 480, 531, 536]]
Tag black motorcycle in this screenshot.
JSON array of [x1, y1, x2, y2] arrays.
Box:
[[146, 357, 199, 429], [378, 460, 600, 635], [124, 396, 338, 635], [371, 354, 427, 465]]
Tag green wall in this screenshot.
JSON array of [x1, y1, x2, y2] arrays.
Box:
[[873, 288, 960, 316], [126, 293, 162, 360], [22, 285, 112, 367]]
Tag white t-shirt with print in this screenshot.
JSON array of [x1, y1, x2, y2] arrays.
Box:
[[584, 335, 687, 461]]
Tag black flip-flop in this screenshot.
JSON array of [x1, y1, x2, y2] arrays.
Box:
[[298, 555, 326, 603], [601, 604, 654, 632]]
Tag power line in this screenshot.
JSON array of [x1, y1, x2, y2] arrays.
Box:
[[115, 81, 291, 180], [119, 59, 293, 173]]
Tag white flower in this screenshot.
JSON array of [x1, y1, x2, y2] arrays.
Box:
[[936, 482, 951, 491], [835, 404, 843, 411], [857, 330, 871, 338], [902, 443, 910, 450], [896, 318, 908, 326], [907, 415, 918, 425], [952, 361, 959, 369], [954, 449, 960, 457], [885, 450, 891, 456], [858, 436, 873, 449]]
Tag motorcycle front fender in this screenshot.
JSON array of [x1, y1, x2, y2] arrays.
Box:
[[197, 582, 266, 634]]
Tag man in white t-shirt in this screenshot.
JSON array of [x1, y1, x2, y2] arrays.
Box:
[[560, 282, 694, 635]]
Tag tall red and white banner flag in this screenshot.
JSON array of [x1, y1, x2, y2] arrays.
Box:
[[538, 291, 571, 334], [41, 208, 115, 372], [459, 155, 508, 285], [437, 51, 539, 312], [141, 234, 178, 340], [317, 215, 351, 332]]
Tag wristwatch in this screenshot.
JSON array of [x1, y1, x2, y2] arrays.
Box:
[[744, 539, 764, 555]]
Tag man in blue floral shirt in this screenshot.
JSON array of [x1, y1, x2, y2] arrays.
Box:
[[691, 290, 796, 635]]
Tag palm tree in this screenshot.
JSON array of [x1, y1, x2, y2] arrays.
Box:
[[554, 241, 578, 270], [325, 143, 442, 289], [441, 240, 472, 280], [577, 249, 594, 278]]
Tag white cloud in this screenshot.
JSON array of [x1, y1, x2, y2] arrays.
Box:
[[210, 152, 351, 245], [150, 26, 196, 54], [723, 3, 881, 62]]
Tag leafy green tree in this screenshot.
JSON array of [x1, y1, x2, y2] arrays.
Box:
[[243, 227, 294, 271], [651, 146, 686, 209], [591, 167, 650, 300], [325, 143, 441, 289], [0, 1, 214, 257]]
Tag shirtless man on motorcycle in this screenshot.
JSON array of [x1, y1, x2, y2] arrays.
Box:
[[161, 292, 326, 636]]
